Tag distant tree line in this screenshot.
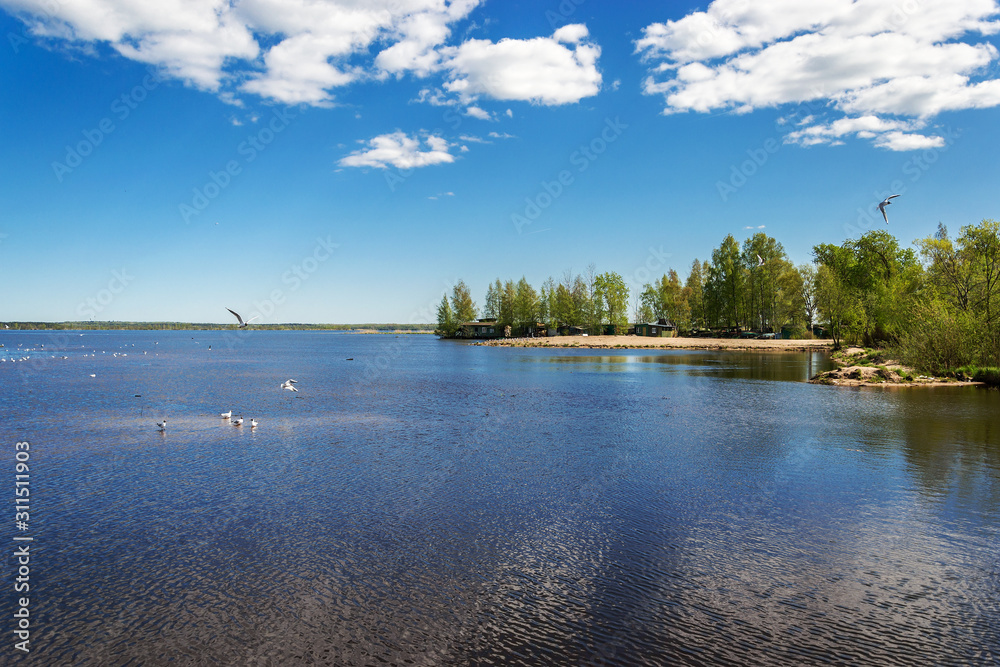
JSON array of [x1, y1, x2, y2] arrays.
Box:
[[436, 221, 1000, 375], [1, 322, 435, 331]]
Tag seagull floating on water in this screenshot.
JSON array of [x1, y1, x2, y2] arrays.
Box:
[[226, 308, 259, 329], [250, 417, 258, 428], [281, 379, 298, 392], [878, 194, 901, 224], [233, 416, 244, 426], [156, 419, 167, 431], [220, 410, 232, 420]]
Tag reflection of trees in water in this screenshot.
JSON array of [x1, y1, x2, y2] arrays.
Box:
[[899, 388, 1000, 512], [540, 350, 833, 383]]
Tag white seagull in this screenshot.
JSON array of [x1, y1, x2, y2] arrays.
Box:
[[281, 379, 298, 392], [878, 194, 901, 224], [250, 417, 258, 428], [156, 419, 167, 431], [756, 254, 764, 267], [226, 308, 259, 329], [232, 416, 244, 426], [220, 410, 232, 420]]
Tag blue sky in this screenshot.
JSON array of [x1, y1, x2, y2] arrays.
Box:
[[2, 0, 999, 324]]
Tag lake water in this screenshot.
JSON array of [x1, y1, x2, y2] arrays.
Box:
[[1, 330, 998, 665]]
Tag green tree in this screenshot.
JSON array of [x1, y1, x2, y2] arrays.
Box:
[[814, 263, 860, 349], [685, 259, 706, 330], [594, 271, 629, 332], [435, 294, 457, 338], [513, 277, 539, 333], [450, 280, 477, 326], [709, 234, 745, 329], [483, 280, 502, 320]]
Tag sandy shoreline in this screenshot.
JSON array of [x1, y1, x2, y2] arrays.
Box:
[[473, 334, 833, 352]]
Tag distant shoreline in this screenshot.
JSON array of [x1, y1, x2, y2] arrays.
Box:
[[0, 322, 435, 332], [473, 334, 833, 352]]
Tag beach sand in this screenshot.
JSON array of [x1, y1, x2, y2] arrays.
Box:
[[473, 334, 832, 352]]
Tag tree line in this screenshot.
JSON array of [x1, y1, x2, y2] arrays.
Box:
[[436, 232, 814, 339], [436, 222, 1000, 375]]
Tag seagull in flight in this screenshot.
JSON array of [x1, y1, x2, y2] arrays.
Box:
[[226, 308, 259, 329], [281, 379, 298, 392], [756, 254, 764, 267], [878, 194, 901, 224]]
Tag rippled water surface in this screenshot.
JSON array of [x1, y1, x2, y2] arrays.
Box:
[[1, 330, 998, 665]]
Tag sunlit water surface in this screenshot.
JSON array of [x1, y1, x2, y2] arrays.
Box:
[[1, 331, 998, 665]]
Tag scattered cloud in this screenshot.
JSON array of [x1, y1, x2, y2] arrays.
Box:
[[743, 225, 766, 230], [636, 0, 1000, 150], [465, 105, 492, 120], [338, 132, 454, 170], [440, 25, 601, 105], [488, 131, 516, 139], [4, 1, 603, 111]]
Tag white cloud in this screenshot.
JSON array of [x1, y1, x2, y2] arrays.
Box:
[[636, 0, 1000, 149], [441, 25, 601, 105], [465, 105, 492, 120], [4, 0, 603, 111], [338, 132, 454, 169]]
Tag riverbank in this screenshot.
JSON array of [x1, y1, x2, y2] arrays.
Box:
[[473, 334, 833, 351], [809, 347, 985, 387]]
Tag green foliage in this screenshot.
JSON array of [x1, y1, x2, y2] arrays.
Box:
[[435, 294, 456, 338], [594, 271, 629, 332]]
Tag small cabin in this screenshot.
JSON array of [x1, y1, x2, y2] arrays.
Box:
[[460, 319, 500, 339], [634, 319, 676, 337]]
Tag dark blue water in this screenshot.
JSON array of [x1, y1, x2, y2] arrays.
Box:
[[1, 330, 998, 665]]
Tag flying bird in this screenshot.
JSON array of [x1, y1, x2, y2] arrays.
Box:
[[878, 194, 901, 224], [281, 379, 298, 392], [756, 254, 764, 267], [226, 308, 259, 329]]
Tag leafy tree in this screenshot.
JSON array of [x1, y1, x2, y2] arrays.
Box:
[[450, 280, 477, 326], [483, 280, 502, 320], [435, 294, 457, 338], [798, 263, 818, 334], [814, 263, 860, 349], [513, 277, 539, 332], [708, 234, 745, 329], [814, 231, 921, 346], [685, 259, 706, 330], [498, 280, 516, 328], [594, 271, 629, 332]]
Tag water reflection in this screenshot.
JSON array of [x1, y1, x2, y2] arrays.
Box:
[[1, 331, 998, 665], [533, 349, 833, 382]]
